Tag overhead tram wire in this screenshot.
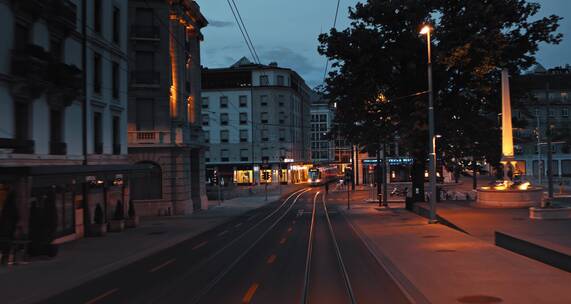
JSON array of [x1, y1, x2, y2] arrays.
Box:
[[226, 0, 258, 64], [143, 0, 257, 72], [124, 2, 300, 144], [322, 0, 342, 84], [229, 0, 260, 64]]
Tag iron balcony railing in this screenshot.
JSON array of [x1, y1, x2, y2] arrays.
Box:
[[128, 131, 172, 146]]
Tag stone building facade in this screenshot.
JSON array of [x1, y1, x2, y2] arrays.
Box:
[[127, 0, 208, 216], [513, 65, 571, 181], [0, 0, 134, 243], [309, 93, 353, 165], [201, 58, 312, 185]]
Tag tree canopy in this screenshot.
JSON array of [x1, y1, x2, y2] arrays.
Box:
[[319, 0, 562, 171]]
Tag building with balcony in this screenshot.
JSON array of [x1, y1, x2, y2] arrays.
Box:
[[201, 58, 312, 185], [512, 65, 571, 182], [127, 0, 208, 216], [0, 0, 135, 244]]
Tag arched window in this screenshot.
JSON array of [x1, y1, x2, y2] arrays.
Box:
[[131, 162, 162, 200]]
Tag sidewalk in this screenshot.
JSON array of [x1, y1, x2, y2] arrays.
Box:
[[415, 201, 571, 272], [0, 191, 293, 304], [343, 193, 571, 304], [417, 201, 571, 246]]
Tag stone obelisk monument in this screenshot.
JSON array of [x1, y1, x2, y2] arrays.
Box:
[[476, 68, 543, 208], [501, 68, 515, 179]]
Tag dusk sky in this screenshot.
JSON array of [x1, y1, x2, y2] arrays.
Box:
[[198, 0, 571, 88]]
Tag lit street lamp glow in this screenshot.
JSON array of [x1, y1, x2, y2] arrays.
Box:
[[420, 25, 431, 35]]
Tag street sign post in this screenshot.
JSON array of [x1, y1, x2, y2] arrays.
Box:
[[345, 169, 353, 209], [261, 170, 270, 201]]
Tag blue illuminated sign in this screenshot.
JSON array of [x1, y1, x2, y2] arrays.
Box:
[[362, 157, 414, 165]]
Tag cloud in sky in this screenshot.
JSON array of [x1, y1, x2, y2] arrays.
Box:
[[260, 47, 323, 88], [198, 0, 571, 88], [260, 47, 319, 74]]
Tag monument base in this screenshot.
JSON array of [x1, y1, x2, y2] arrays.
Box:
[[475, 187, 543, 208]]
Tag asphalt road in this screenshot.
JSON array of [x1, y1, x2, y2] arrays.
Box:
[[41, 187, 410, 304]]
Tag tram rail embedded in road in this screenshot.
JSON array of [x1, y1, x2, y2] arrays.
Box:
[[301, 191, 357, 304], [188, 187, 311, 304]]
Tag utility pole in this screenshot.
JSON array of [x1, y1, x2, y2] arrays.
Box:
[[472, 142, 479, 190], [344, 168, 352, 209], [355, 144, 359, 186], [537, 113, 542, 185], [382, 143, 388, 207], [420, 25, 438, 223], [218, 176, 224, 206], [81, 0, 90, 235], [351, 145, 356, 191], [377, 143, 382, 206], [347, 176, 351, 209], [546, 82, 554, 199]]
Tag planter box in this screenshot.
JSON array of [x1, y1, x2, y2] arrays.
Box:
[[125, 216, 139, 228], [109, 220, 125, 232], [90, 224, 107, 237], [529, 207, 571, 220]]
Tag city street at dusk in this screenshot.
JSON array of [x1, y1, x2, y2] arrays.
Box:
[[1, 0, 570, 303]]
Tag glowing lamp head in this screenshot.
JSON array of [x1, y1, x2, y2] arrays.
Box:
[[420, 25, 431, 35]]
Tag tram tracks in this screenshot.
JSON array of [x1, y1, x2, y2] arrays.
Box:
[[302, 191, 357, 304], [186, 187, 311, 304]]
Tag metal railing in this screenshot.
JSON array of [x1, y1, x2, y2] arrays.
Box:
[[128, 131, 172, 145]]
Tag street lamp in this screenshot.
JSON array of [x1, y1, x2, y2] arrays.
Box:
[[420, 24, 438, 224]]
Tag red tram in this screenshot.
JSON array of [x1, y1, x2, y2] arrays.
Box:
[[308, 165, 338, 186]]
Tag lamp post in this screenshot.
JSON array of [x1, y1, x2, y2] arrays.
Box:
[[420, 25, 438, 224]]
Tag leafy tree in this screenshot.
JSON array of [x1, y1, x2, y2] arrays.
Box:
[[319, 0, 562, 199]]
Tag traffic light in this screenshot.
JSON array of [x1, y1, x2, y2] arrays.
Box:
[[262, 171, 270, 180]]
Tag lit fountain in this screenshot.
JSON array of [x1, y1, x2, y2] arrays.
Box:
[[476, 69, 543, 208]]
